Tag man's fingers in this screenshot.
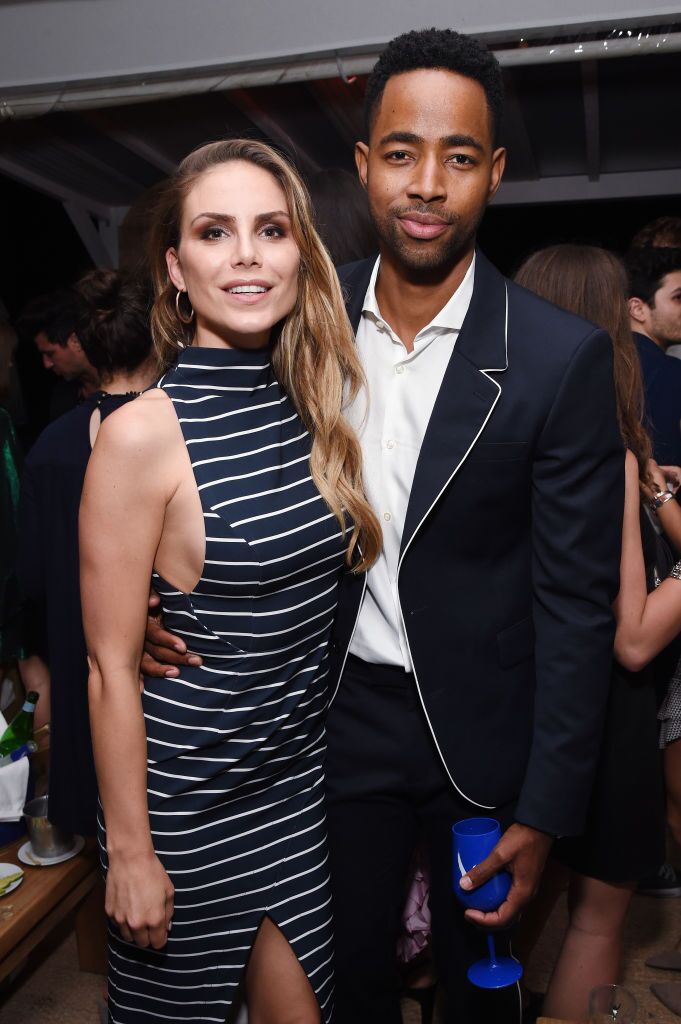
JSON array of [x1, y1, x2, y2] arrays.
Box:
[[146, 622, 188, 655], [465, 903, 516, 930], [140, 653, 180, 679], [144, 643, 202, 667], [148, 591, 162, 612], [465, 876, 534, 929], [119, 922, 134, 944], [459, 846, 506, 891]]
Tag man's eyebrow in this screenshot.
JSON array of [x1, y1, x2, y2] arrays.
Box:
[[378, 131, 423, 146], [190, 210, 290, 226], [377, 131, 484, 153], [441, 134, 485, 152]]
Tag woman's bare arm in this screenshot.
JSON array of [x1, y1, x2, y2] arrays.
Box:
[[614, 449, 681, 671], [642, 459, 681, 553], [80, 397, 176, 949]]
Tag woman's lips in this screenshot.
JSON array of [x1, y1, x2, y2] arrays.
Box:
[[223, 288, 272, 305], [398, 217, 449, 240]]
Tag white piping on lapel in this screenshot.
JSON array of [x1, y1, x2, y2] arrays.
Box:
[[395, 284, 509, 808]]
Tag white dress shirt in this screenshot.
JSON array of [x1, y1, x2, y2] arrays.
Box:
[[345, 254, 476, 670]]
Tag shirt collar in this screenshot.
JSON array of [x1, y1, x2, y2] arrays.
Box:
[[361, 252, 476, 335]]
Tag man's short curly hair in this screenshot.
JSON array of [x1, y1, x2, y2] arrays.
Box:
[[364, 27, 504, 143], [626, 246, 681, 306]]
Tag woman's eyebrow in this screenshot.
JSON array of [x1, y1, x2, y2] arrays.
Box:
[[190, 210, 290, 225]]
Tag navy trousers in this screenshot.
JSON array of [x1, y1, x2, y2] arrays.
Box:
[[325, 654, 522, 1024]]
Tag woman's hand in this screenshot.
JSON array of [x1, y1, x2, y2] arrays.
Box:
[[641, 458, 669, 500], [105, 848, 175, 949], [658, 465, 681, 494]]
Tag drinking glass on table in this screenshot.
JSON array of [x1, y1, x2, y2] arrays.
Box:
[[589, 984, 637, 1023]]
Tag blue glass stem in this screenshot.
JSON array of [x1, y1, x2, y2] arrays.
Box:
[[486, 935, 498, 966]]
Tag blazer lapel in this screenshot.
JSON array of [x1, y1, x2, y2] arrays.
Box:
[[339, 258, 376, 333], [400, 251, 509, 558]]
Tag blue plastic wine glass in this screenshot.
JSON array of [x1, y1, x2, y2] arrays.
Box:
[[452, 817, 523, 989]]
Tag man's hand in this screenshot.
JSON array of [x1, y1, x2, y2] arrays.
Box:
[[458, 822, 553, 929], [140, 590, 202, 679]]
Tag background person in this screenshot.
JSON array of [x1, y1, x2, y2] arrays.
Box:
[[17, 288, 99, 428], [514, 244, 667, 1022], [17, 269, 156, 837], [627, 247, 681, 467], [630, 216, 681, 251]]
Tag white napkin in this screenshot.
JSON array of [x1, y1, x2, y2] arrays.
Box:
[[0, 711, 30, 822]]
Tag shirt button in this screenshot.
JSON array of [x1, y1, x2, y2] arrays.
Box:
[[383, 512, 392, 522], [395, 365, 405, 375], [386, 439, 395, 450]]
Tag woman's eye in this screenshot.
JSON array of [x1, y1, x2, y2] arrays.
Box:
[[200, 226, 227, 241], [261, 225, 286, 239]]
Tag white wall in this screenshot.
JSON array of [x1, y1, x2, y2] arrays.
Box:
[[1, 0, 679, 90]]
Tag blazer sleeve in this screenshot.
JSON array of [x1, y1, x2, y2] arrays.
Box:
[[515, 326, 624, 836]]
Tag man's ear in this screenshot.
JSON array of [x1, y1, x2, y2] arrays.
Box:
[[66, 332, 84, 353], [355, 142, 369, 191], [488, 147, 506, 201], [166, 247, 186, 292], [628, 296, 648, 327]]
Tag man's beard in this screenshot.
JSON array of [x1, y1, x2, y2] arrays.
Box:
[[369, 202, 482, 276], [651, 314, 681, 348]]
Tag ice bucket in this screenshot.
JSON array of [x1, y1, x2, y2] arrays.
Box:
[[22, 795, 73, 859]]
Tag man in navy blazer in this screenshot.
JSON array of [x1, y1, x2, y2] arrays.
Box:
[[321, 29, 623, 1024], [144, 28, 623, 1024], [627, 246, 681, 466]]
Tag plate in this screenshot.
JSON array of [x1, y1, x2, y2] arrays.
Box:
[[18, 835, 85, 867], [0, 862, 24, 896]]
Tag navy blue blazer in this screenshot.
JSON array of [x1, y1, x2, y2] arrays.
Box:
[[634, 331, 681, 466], [329, 251, 624, 837]]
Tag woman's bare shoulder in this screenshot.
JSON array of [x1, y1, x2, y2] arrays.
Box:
[[93, 388, 179, 461]]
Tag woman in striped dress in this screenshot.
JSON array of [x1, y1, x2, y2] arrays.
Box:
[[79, 140, 380, 1024]]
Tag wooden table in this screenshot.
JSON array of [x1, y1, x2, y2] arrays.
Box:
[[0, 835, 106, 981]]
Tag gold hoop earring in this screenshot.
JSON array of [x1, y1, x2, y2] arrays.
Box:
[[175, 289, 194, 325]]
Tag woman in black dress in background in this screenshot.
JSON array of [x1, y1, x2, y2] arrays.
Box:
[[514, 245, 670, 1022], [18, 271, 156, 835]]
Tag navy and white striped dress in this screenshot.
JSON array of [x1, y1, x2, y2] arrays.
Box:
[[103, 344, 346, 1023]]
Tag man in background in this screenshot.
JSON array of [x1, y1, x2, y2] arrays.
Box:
[[627, 247, 681, 466], [18, 288, 99, 425]]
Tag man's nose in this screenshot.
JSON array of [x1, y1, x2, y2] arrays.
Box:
[[408, 155, 446, 203], [42, 355, 53, 370]]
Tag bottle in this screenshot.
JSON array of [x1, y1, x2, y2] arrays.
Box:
[[0, 740, 37, 768], [0, 692, 39, 756]]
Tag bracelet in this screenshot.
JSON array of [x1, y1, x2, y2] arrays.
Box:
[[670, 561, 681, 581], [650, 489, 674, 512]]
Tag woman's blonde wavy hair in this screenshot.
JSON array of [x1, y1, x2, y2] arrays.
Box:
[[148, 138, 381, 572]]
